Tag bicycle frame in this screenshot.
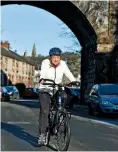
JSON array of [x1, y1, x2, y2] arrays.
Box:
[[48, 98, 71, 136]]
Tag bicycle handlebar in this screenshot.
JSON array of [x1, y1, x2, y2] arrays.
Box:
[[67, 81, 80, 86], [39, 78, 53, 83], [39, 78, 80, 88], [39, 79, 63, 87]]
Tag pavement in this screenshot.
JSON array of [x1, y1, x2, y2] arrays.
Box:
[[73, 104, 118, 127]]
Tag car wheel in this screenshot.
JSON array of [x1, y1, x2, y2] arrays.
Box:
[[1, 97, 5, 102], [8, 97, 10, 102], [88, 105, 94, 116], [97, 107, 103, 117], [6, 96, 10, 102], [68, 103, 74, 109]]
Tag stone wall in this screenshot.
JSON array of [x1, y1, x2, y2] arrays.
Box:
[[73, 1, 118, 52]]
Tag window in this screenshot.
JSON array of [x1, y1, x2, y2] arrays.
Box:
[[22, 62, 24, 74], [5, 57, 8, 71], [32, 66, 35, 76], [16, 61, 19, 73], [99, 84, 118, 95], [12, 59, 15, 72]]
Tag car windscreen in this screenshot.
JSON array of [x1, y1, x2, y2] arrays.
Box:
[[6, 86, 14, 92], [99, 84, 118, 95]]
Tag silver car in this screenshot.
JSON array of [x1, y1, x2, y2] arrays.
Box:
[[5, 86, 20, 100], [88, 84, 118, 116]]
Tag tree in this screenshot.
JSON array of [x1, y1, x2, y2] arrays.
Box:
[[38, 53, 43, 57], [62, 52, 81, 79], [32, 43, 37, 57], [59, 24, 82, 53]]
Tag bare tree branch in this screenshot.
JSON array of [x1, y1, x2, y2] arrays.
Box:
[[59, 24, 82, 53]]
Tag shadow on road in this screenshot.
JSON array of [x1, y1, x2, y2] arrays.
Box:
[[10, 100, 40, 109], [1, 122, 40, 147], [1, 122, 58, 151]]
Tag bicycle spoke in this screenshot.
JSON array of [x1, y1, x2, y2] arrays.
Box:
[[56, 112, 71, 151]]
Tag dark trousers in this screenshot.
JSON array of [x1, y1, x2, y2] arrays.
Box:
[[39, 90, 68, 135]]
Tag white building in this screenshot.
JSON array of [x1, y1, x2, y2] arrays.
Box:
[[34, 70, 40, 88]]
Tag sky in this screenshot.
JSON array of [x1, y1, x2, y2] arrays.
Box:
[[1, 4, 81, 56]]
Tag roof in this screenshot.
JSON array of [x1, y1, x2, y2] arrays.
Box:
[[1, 47, 35, 66], [22, 56, 35, 66], [1, 47, 22, 61], [22, 56, 43, 70]]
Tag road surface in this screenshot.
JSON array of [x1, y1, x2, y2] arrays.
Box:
[[1, 99, 118, 151]]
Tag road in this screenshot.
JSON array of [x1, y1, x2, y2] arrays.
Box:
[[1, 99, 118, 151]]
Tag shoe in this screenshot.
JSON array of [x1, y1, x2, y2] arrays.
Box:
[[38, 134, 46, 146]]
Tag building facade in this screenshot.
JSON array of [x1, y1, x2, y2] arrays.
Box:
[[1, 41, 35, 87], [33, 70, 40, 88]]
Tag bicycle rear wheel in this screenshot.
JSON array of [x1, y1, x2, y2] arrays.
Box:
[[56, 110, 71, 151]]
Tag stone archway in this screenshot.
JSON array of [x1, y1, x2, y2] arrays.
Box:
[[1, 1, 97, 103]]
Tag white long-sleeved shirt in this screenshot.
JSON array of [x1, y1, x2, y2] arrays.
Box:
[[40, 59, 76, 84]]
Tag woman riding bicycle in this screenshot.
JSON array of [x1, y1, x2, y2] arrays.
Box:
[[38, 47, 76, 146]]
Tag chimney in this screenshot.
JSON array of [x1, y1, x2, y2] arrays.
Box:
[[0, 41, 10, 50]]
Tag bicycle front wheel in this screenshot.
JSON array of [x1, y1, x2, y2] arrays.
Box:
[[56, 110, 71, 151]]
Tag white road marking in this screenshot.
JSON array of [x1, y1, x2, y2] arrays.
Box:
[[71, 115, 118, 129], [7, 121, 30, 124], [13, 99, 39, 102], [109, 126, 114, 129]]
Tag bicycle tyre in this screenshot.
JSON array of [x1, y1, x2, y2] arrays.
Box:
[[56, 110, 71, 151]]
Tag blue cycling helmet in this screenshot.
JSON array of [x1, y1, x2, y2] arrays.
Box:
[[49, 47, 62, 56]]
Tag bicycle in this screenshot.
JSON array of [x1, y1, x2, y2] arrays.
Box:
[[39, 79, 80, 151]]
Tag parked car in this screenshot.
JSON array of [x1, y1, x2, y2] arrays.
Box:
[[5, 86, 20, 100], [0, 86, 10, 102], [23, 88, 39, 98], [88, 83, 118, 116], [71, 87, 81, 102], [36, 88, 40, 93], [66, 86, 80, 109]]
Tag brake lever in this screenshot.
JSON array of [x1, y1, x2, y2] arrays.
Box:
[[39, 78, 43, 83]]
